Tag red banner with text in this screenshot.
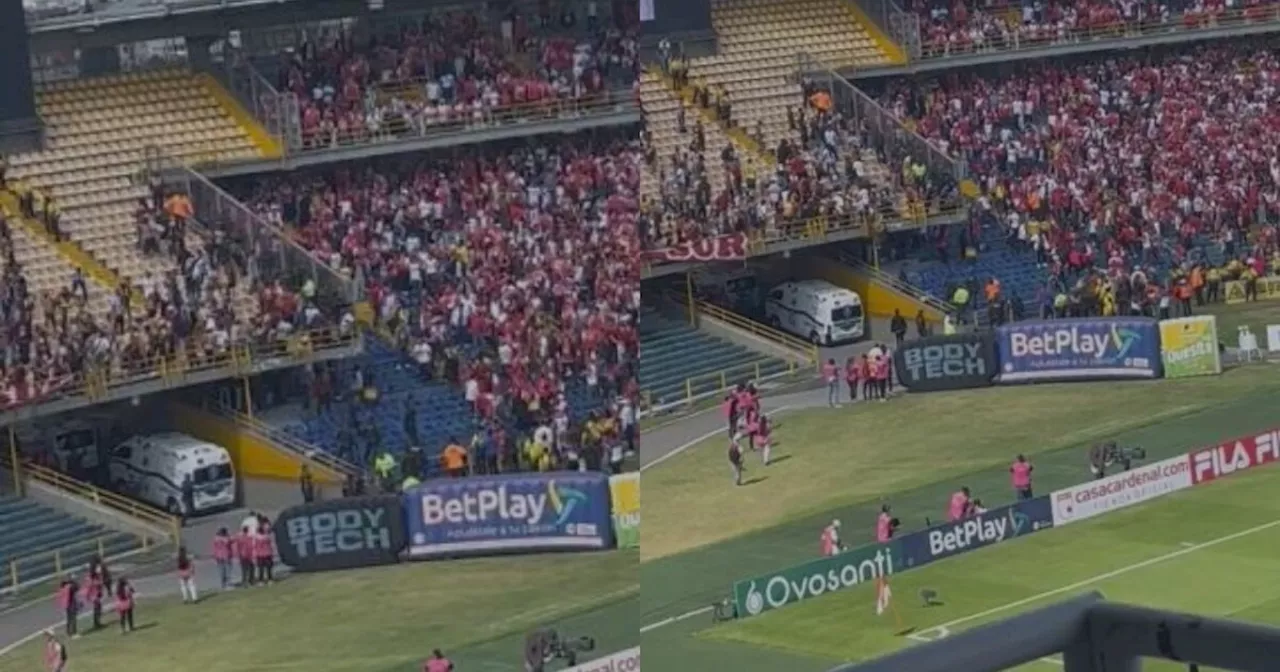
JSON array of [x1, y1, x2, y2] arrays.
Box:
[[1190, 429, 1280, 485], [644, 233, 749, 264]]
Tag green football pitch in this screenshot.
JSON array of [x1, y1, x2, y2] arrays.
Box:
[[641, 363, 1280, 672], [0, 550, 638, 672]]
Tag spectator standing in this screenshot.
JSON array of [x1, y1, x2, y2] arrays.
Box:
[[253, 525, 275, 585], [890, 310, 907, 346], [237, 527, 256, 587], [299, 465, 316, 504], [177, 547, 198, 604], [1011, 455, 1034, 500], [115, 578, 136, 634], [56, 576, 78, 638], [823, 358, 839, 407], [212, 528, 233, 591], [43, 631, 66, 672]]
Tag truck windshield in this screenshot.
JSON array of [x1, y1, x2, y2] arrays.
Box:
[[193, 464, 233, 484], [831, 305, 863, 324]]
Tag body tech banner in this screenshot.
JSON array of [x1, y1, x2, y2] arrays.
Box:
[[404, 472, 612, 558], [899, 497, 1053, 568], [274, 495, 406, 572], [732, 541, 899, 618], [1159, 315, 1222, 379], [894, 332, 997, 392], [995, 317, 1160, 383], [609, 473, 639, 549]]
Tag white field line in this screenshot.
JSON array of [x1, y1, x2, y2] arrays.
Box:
[[639, 605, 713, 634], [641, 405, 793, 472], [908, 517, 1280, 643]]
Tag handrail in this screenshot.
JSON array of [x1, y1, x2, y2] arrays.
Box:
[[3, 533, 162, 594], [0, 454, 181, 541], [665, 289, 821, 363], [913, 5, 1280, 61], [0, 329, 356, 417], [839, 253, 954, 317], [645, 203, 966, 268], [282, 89, 636, 154], [640, 358, 807, 415], [208, 401, 364, 479]]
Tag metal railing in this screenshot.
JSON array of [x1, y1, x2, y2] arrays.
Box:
[[214, 55, 300, 154], [641, 357, 809, 415], [911, 4, 1280, 61], [2, 533, 163, 594], [205, 400, 365, 478], [667, 290, 821, 363], [797, 52, 964, 183], [285, 88, 637, 154], [644, 201, 966, 270], [0, 329, 357, 418], [839, 252, 954, 317], [144, 145, 361, 307], [2, 456, 182, 541]]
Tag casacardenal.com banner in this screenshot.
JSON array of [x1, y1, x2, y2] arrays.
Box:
[[732, 541, 900, 618], [898, 497, 1054, 569], [403, 472, 613, 558], [995, 317, 1161, 383], [609, 473, 639, 549], [1051, 455, 1193, 527]]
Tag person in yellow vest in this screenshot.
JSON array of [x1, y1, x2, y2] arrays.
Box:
[[942, 314, 957, 335], [1189, 265, 1205, 306], [401, 475, 421, 492], [1241, 265, 1259, 302], [373, 452, 397, 493], [1206, 266, 1222, 303], [1053, 292, 1068, 318]]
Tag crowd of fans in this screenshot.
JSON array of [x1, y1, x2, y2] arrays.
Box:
[[274, 3, 639, 149], [906, 0, 1280, 58], [236, 129, 642, 471], [640, 80, 957, 250], [882, 40, 1280, 318]]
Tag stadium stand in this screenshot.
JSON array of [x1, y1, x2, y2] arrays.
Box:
[[640, 309, 790, 408], [0, 493, 142, 587]]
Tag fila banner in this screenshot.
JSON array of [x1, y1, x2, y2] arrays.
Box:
[[732, 541, 900, 618], [995, 318, 1161, 383], [1190, 428, 1280, 485], [1051, 455, 1193, 527], [403, 472, 612, 558], [899, 497, 1053, 568]]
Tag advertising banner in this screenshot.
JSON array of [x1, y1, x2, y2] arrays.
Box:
[[899, 497, 1053, 568], [895, 332, 997, 392], [1051, 455, 1193, 527], [643, 233, 749, 264], [731, 541, 900, 618], [274, 495, 406, 572], [1190, 429, 1280, 485], [609, 473, 640, 549], [1159, 316, 1221, 379], [995, 318, 1161, 383], [404, 472, 612, 558]]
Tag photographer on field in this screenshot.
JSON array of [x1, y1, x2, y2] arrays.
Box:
[[1089, 441, 1146, 479], [524, 628, 595, 671]]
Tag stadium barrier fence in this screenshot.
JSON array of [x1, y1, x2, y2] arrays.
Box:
[[2, 533, 165, 595], [641, 358, 808, 416]]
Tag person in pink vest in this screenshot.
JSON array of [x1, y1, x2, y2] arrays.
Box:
[[253, 525, 275, 585], [822, 359, 839, 406], [820, 519, 842, 556], [212, 528, 233, 591], [84, 568, 104, 632], [722, 393, 738, 437], [423, 649, 455, 672], [947, 487, 972, 522], [876, 505, 898, 543], [176, 547, 198, 604], [43, 630, 67, 672], [56, 576, 78, 638], [1010, 455, 1034, 500], [872, 354, 890, 402], [115, 578, 135, 634], [728, 436, 744, 486], [754, 414, 772, 466], [237, 529, 256, 587], [844, 356, 860, 402]]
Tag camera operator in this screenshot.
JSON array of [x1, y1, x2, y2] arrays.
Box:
[[1089, 442, 1146, 479], [524, 629, 595, 671]]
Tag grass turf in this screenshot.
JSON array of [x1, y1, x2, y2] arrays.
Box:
[[1204, 297, 1280, 339], [0, 550, 637, 672], [641, 364, 1280, 672], [703, 458, 1280, 672]]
